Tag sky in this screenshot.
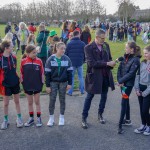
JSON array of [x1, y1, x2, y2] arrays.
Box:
[[0, 0, 150, 15]]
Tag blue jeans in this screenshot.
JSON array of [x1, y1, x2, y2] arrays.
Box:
[[82, 77, 109, 119], [67, 66, 84, 95]]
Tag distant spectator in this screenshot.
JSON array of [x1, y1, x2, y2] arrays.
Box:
[[5, 22, 12, 35], [36, 24, 49, 67], [28, 23, 37, 34], [61, 21, 69, 44], [80, 25, 91, 45], [14, 23, 20, 50], [18, 22, 29, 54]]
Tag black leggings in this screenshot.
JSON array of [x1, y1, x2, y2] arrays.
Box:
[[21, 45, 26, 55], [138, 84, 150, 126], [119, 86, 133, 128]]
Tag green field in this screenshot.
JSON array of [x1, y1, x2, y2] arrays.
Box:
[[0, 24, 149, 94]]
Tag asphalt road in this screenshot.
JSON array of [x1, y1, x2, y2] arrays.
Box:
[[0, 86, 149, 150]]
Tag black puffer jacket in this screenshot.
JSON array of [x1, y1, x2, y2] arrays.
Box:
[[117, 54, 140, 86]]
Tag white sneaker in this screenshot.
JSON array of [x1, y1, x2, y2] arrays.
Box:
[[16, 118, 23, 128], [59, 115, 65, 126], [47, 115, 54, 127], [143, 126, 150, 136]]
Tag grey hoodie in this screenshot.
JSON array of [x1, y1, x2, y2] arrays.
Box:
[[134, 61, 150, 97]]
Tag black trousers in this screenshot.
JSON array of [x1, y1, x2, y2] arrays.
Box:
[[21, 45, 26, 55], [82, 77, 109, 119], [119, 86, 133, 128], [138, 84, 150, 126]]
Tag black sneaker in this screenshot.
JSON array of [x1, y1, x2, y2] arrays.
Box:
[[118, 128, 124, 134], [98, 113, 106, 124], [24, 117, 34, 127], [143, 126, 150, 136], [124, 120, 132, 126], [81, 119, 88, 129], [134, 125, 146, 134]]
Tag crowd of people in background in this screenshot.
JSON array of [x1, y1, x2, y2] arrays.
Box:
[[0, 20, 150, 137], [91, 21, 150, 44]]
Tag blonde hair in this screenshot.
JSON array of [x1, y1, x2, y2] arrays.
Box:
[[19, 22, 28, 30], [53, 42, 65, 54], [38, 24, 45, 32], [3, 32, 13, 41]]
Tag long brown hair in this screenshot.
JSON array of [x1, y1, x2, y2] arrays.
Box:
[[62, 21, 68, 31], [126, 41, 141, 54], [83, 25, 90, 33], [0, 40, 11, 54], [22, 45, 36, 59], [27, 34, 35, 45], [69, 21, 76, 31]]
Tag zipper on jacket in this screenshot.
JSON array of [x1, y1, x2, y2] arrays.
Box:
[[8, 57, 11, 70]]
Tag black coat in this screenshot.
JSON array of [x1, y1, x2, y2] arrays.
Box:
[[80, 31, 91, 45], [117, 54, 140, 86], [85, 41, 115, 94]]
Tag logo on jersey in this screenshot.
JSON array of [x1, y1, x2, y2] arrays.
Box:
[[35, 66, 39, 70]]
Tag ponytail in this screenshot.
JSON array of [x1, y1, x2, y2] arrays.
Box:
[[135, 45, 141, 57], [52, 44, 57, 54], [22, 53, 27, 59]]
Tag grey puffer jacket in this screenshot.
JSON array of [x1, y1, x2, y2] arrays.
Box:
[[134, 61, 150, 97]]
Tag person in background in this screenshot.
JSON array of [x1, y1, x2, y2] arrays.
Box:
[[67, 32, 73, 44], [124, 25, 128, 40], [28, 23, 37, 34], [66, 30, 85, 96], [133, 22, 137, 42], [14, 23, 20, 51], [80, 25, 91, 45], [113, 27, 117, 42], [18, 22, 29, 55], [109, 24, 114, 41], [48, 36, 60, 57], [128, 24, 133, 42], [47, 30, 57, 46], [5, 22, 12, 35], [27, 34, 36, 45], [120, 28, 124, 41], [61, 21, 69, 44], [36, 24, 49, 67]]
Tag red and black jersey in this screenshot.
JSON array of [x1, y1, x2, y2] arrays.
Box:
[[0, 54, 19, 95], [20, 56, 44, 92]]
